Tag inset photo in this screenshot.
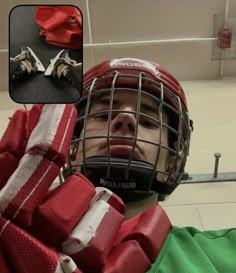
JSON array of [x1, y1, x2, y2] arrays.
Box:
[[9, 5, 83, 103]]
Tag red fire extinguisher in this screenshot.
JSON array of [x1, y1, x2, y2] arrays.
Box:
[[218, 27, 232, 49]]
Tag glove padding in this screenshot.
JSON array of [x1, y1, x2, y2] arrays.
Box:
[[0, 104, 77, 227], [0, 104, 83, 273], [0, 105, 43, 189]]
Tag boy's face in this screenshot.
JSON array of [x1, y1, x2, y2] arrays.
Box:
[[75, 89, 171, 180]]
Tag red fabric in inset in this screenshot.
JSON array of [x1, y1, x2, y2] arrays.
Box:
[[45, 28, 82, 49], [35, 6, 82, 49], [32, 173, 96, 246]]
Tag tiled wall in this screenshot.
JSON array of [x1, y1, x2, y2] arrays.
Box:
[[1, 0, 236, 91]]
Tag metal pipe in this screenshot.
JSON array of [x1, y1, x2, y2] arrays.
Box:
[[213, 153, 221, 178], [84, 37, 216, 48], [220, 0, 230, 78], [1, 38, 217, 51], [181, 172, 236, 184], [85, 0, 93, 44], [85, 0, 95, 66]]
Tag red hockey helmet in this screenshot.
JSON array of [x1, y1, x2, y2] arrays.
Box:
[[69, 58, 193, 202]]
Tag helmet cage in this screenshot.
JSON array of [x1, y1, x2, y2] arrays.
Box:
[[67, 70, 191, 198]]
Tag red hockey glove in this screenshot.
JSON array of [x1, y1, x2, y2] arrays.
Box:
[[0, 104, 83, 273], [0, 104, 172, 273]]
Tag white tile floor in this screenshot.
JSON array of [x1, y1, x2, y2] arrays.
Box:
[[162, 202, 236, 230], [161, 205, 204, 230], [197, 203, 236, 230], [162, 182, 236, 206], [161, 182, 236, 230]]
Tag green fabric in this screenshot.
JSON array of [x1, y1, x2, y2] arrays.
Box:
[[147, 226, 236, 273]]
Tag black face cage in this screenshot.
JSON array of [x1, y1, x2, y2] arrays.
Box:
[[64, 71, 192, 201]]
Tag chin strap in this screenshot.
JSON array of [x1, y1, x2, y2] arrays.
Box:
[[81, 156, 179, 202]]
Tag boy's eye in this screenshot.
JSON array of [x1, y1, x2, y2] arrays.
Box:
[[92, 110, 117, 120], [139, 116, 160, 128], [95, 112, 109, 120], [91, 110, 160, 129]]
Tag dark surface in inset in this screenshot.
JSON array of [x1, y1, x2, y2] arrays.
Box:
[[9, 5, 83, 103]]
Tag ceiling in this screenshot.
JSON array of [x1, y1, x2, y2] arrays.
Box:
[[0, 0, 236, 92]]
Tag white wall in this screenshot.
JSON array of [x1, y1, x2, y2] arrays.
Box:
[[183, 79, 236, 174], [162, 79, 236, 230], [1, 0, 236, 91]]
